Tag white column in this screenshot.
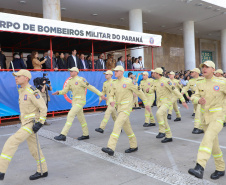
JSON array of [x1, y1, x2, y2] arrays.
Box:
[[183, 21, 196, 70], [42, 0, 61, 20], [221, 29, 226, 72], [129, 9, 144, 67]]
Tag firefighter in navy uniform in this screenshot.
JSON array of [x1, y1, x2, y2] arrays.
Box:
[[0, 69, 48, 181]]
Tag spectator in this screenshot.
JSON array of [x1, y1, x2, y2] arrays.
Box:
[[86, 55, 94, 69], [128, 72, 133, 79], [179, 74, 187, 86], [223, 72, 226, 78], [151, 71, 155, 79], [127, 54, 133, 70], [133, 58, 141, 69], [67, 49, 81, 69], [132, 57, 135, 64], [46, 50, 58, 70], [138, 56, 144, 69], [64, 53, 69, 61], [106, 53, 116, 69], [31, 51, 46, 69], [40, 52, 48, 69], [79, 53, 89, 69], [58, 52, 67, 69], [0, 45, 6, 69], [54, 52, 60, 65], [116, 56, 125, 68], [96, 53, 106, 69], [9, 53, 27, 69], [175, 73, 180, 80], [26, 55, 33, 69], [76, 53, 80, 58]]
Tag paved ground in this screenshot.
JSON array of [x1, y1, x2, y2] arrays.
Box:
[[0, 102, 226, 185]]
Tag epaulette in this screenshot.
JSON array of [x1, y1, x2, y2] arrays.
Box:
[[123, 79, 131, 83], [196, 79, 206, 84], [197, 78, 204, 81], [30, 86, 36, 91], [212, 78, 226, 84]]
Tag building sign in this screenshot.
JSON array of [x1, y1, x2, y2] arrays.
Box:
[[0, 12, 162, 47], [201, 51, 213, 63]]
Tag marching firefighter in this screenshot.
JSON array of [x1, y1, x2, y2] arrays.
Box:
[[188, 61, 225, 180], [102, 66, 151, 156], [95, 70, 117, 133], [0, 69, 48, 181], [52, 67, 106, 141]]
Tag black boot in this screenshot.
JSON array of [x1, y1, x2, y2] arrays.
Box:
[[188, 163, 204, 179], [102, 147, 114, 156], [143, 123, 149, 127], [77, 135, 89, 140], [148, 123, 156, 126], [0, 172, 5, 180], [156, 133, 165, 138], [161, 138, 173, 143], [174, 118, 181, 122], [192, 113, 195, 117], [54, 134, 66, 141], [167, 114, 171, 120], [125, 147, 138, 153], [95, 128, 104, 133], [210, 170, 225, 180], [192, 128, 197, 134], [29, 172, 48, 180], [224, 123, 226, 127], [193, 129, 204, 134]]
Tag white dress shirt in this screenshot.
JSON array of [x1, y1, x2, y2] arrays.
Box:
[[100, 59, 105, 69], [81, 60, 86, 69], [133, 62, 141, 69], [72, 55, 77, 67]]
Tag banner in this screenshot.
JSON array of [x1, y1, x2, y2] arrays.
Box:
[[0, 12, 162, 47], [0, 71, 150, 117]]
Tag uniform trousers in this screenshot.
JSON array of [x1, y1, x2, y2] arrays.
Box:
[[61, 101, 88, 136], [107, 110, 137, 151], [0, 121, 47, 173], [197, 115, 224, 171]]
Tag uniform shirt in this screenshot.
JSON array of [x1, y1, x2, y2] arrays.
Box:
[[191, 76, 226, 124], [100, 79, 114, 105], [109, 77, 147, 113], [59, 75, 102, 104], [149, 76, 185, 107], [171, 78, 183, 99], [19, 84, 47, 125], [181, 77, 203, 95], [139, 78, 155, 96]]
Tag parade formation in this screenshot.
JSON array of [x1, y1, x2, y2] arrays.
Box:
[[0, 61, 226, 182]]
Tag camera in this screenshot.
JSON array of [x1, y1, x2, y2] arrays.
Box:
[[33, 73, 50, 87]]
